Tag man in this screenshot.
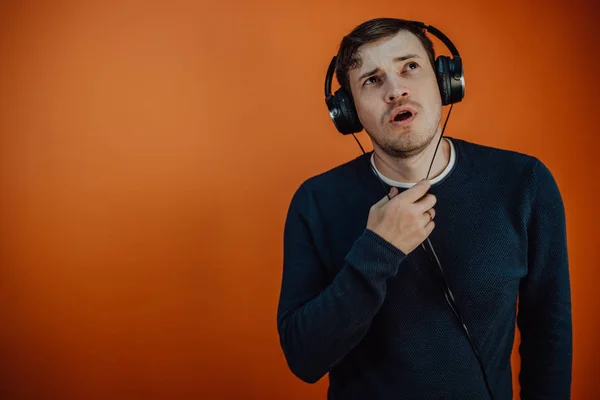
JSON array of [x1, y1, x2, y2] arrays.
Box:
[[276, 18, 572, 400]]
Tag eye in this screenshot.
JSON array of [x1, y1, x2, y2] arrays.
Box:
[[363, 76, 380, 86], [404, 61, 419, 71]]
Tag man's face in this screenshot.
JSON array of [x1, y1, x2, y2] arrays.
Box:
[[347, 30, 442, 159]]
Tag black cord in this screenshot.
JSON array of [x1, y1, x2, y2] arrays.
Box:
[[354, 104, 495, 400]]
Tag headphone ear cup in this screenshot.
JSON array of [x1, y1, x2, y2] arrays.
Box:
[[327, 87, 363, 135], [435, 55, 465, 105], [435, 56, 452, 106]]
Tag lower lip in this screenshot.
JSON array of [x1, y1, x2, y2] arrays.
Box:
[[390, 113, 416, 127]]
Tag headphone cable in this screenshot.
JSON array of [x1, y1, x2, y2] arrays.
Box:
[[353, 104, 494, 400]]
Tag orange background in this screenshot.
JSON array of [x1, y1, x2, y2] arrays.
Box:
[[1, 0, 598, 399]]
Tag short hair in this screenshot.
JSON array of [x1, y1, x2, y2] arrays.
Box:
[[335, 18, 436, 92]]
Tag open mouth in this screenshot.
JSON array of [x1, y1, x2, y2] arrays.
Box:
[[393, 110, 413, 122]]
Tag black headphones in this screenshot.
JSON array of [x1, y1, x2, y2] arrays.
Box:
[[324, 20, 465, 135]]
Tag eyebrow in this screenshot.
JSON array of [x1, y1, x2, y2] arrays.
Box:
[[357, 53, 421, 83]]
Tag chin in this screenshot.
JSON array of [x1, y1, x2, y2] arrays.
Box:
[[374, 129, 437, 159]]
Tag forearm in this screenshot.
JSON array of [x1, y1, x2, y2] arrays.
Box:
[[277, 229, 405, 383], [518, 159, 573, 399], [518, 270, 572, 399]]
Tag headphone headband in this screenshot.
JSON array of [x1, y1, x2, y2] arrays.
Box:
[[413, 21, 460, 58], [324, 56, 337, 99]]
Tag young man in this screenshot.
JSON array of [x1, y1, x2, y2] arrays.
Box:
[[276, 18, 572, 399]]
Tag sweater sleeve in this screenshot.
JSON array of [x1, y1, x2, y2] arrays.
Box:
[[517, 159, 573, 399], [276, 184, 406, 383]]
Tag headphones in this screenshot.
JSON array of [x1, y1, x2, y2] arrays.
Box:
[[324, 20, 465, 135]]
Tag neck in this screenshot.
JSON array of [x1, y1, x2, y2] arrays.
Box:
[[372, 132, 450, 183]]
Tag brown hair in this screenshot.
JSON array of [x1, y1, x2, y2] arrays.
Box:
[[335, 18, 436, 93]]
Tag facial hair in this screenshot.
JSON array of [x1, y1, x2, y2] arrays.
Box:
[[369, 103, 442, 160]]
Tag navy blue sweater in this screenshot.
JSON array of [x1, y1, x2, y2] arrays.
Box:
[[276, 137, 572, 399]]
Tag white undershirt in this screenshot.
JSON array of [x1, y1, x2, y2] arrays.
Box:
[[370, 137, 456, 188]]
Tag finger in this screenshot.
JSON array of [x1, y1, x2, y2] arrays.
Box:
[[399, 179, 431, 203], [415, 193, 437, 213], [424, 219, 435, 236], [421, 208, 435, 225], [429, 208, 436, 220]]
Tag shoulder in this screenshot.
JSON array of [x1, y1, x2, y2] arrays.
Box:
[[452, 137, 540, 170], [289, 153, 370, 202], [451, 137, 552, 185], [451, 136, 563, 207]]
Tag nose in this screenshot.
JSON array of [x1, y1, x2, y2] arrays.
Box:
[[385, 78, 410, 104]]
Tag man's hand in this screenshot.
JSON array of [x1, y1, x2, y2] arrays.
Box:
[[366, 180, 436, 254]]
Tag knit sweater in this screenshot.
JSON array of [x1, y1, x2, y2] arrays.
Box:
[[276, 136, 572, 400]]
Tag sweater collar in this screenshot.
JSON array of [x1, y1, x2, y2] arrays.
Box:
[[369, 137, 456, 188]]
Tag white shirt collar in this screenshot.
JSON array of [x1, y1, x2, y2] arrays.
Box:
[[370, 137, 456, 188]]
